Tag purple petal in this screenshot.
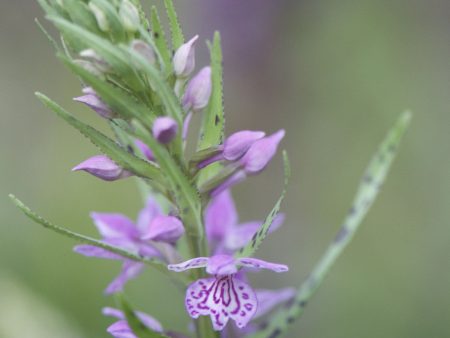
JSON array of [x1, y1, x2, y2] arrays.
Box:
[[134, 139, 155, 161], [131, 39, 155, 65], [74, 92, 114, 118], [173, 35, 198, 77], [182, 66, 212, 112], [167, 257, 209, 272], [206, 255, 237, 275], [107, 320, 136, 338], [240, 130, 285, 174], [72, 155, 132, 181], [103, 307, 125, 319], [152, 117, 178, 144], [210, 170, 247, 197], [254, 288, 296, 319], [205, 190, 238, 242], [223, 130, 266, 161], [105, 261, 145, 294], [136, 197, 162, 235], [185, 275, 257, 331], [73, 245, 124, 260], [90, 212, 139, 240], [104, 308, 163, 336], [237, 257, 288, 273], [142, 215, 185, 243], [136, 311, 164, 332]]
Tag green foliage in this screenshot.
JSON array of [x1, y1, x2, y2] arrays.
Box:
[[235, 151, 291, 259], [150, 6, 173, 77], [163, 0, 185, 50], [36, 93, 161, 181], [247, 112, 411, 338]]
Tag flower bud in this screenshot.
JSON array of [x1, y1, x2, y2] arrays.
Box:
[[73, 59, 104, 77], [223, 130, 266, 161], [119, 0, 140, 33], [88, 2, 110, 32], [240, 130, 285, 174], [72, 155, 131, 181], [79, 49, 110, 73], [152, 117, 178, 144], [142, 215, 185, 243], [173, 35, 198, 78], [182, 66, 212, 112], [134, 139, 155, 161], [74, 87, 114, 119], [131, 40, 156, 65]]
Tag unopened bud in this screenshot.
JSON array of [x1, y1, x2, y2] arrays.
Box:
[[88, 2, 110, 32], [72, 155, 132, 181], [131, 40, 156, 65], [119, 0, 140, 33], [173, 35, 198, 78], [152, 117, 178, 144], [74, 87, 114, 119], [182, 66, 212, 112], [223, 130, 266, 161]]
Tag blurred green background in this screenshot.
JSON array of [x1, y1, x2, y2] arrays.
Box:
[[1, 0, 449, 337]]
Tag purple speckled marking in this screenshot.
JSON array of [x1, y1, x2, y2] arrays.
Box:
[[184, 275, 257, 331]]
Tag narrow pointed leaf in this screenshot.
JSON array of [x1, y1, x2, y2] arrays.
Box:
[[197, 32, 225, 184], [117, 294, 170, 338], [35, 19, 61, 52], [36, 93, 161, 181], [235, 151, 291, 259], [163, 0, 184, 50], [150, 6, 172, 76], [247, 112, 412, 338]]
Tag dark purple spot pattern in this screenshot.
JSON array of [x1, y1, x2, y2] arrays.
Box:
[[185, 275, 257, 331]]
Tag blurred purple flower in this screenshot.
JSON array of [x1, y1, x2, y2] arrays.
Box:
[[72, 155, 132, 181], [103, 307, 163, 337], [152, 117, 178, 144], [173, 35, 198, 78], [74, 198, 184, 294], [182, 66, 212, 112], [74, 87, 115, 119]]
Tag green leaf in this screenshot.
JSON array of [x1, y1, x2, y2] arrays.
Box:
[[150, 6, 173, 77], [235, 151, 291, 259], [197, 32, 225, 184], [163, 0, 184, 50], [36, 92, 161, 181], [117, 294, 170, 338], [247, 112, 412, 338], [9, 195, 165, 270], [35, 19, 61, 53], [63, 1, 101, 36], [131, 121, 204, 240], [90, 0, 127, 42]]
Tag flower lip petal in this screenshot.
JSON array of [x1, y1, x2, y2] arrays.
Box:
[[237, 257, 289, 273], [223, 130, 266, 161]]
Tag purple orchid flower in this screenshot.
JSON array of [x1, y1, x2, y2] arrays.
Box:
[[173, 35, 198, 78], [168, 254, 288, 331], [205, 190, 284, 253], [74, 198, 185, 294], [103, 307, 163, 338], [134, 139, 155, 161], [74, 87, 115, 119], [152, 116, 178, 144], [72, 155, 132, 181], [182, 66, 212, 112]]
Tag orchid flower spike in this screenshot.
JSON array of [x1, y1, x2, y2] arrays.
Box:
[[173, 35, 199, 78], [74, 87, 115, 119], [74, 198, 185, 294], [72, 155, 131, 181], [182, 66, 212, 112], [152, 117, 178, 144], [168, 255, 288, 331]]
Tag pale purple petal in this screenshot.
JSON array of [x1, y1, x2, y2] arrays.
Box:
[[167, 257, 209, 272], [104, 308, 163, 336], [182, 66, 212, 112], [223, 130, 266, 161], [105, 261, 145, 294], [185, 275, 257, 331], [134, 139, 155, 161], [173, 35, 198, 77], [136, 198, 162, 235], [152, 117, 178, 144], [131, 39, 155, 65], [237, 258, 288, 273], [205, 190, 238, 242], [254, 288, 296, 319], [74, 92, 114, 118], [224, 214, 285, 251], [240, 130, 285, 174], [107, 320, 136, 338], [103, 307, 125, 319], [142, 215, 185, 243], [90, 212, 139, 240], [136, 311, 163, 332], [73, 245, 123, 260], [72, 155, 132, 181], [210, 170, 247, 197], [197, 152, 224, 169], [206, 255, 237, 275]]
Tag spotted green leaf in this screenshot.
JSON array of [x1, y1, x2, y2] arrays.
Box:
[[150, 6, 173, 76], [247, 112, 411, 338], [235, 151, 291, 259], [36, 92, 161, 181], [163, 0, 184, 50]]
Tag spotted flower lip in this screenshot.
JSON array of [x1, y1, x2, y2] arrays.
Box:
[[74, 198, 185, 294], [72, 155, 132, 181], [168, 255, 288, 331]]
